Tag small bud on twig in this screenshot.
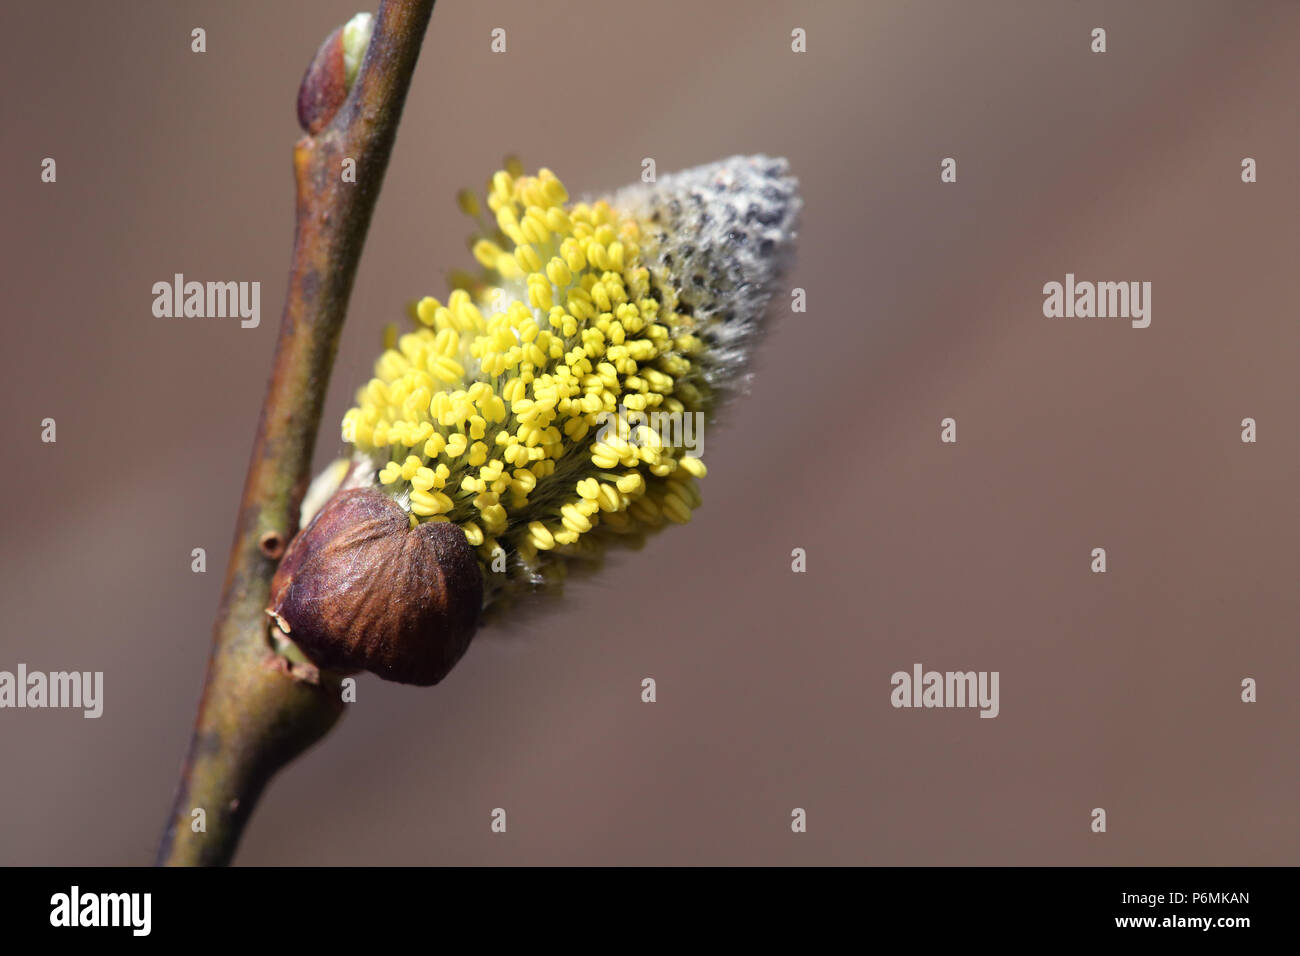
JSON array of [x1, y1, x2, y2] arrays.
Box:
[[297, 12, 375, 135]]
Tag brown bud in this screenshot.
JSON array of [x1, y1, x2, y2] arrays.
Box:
[[296, 13, 373, 135], [267, 487, 482, 686], [296, 25, 347, 135]]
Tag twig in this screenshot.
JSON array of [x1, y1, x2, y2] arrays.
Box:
[[157, 0, 437, 866]]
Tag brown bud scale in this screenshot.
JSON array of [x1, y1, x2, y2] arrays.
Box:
[[296, 25, 348, 135], [267, 488, 482, 686]]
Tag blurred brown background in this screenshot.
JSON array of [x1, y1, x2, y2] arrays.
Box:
[[1, 0, 1296, 865]]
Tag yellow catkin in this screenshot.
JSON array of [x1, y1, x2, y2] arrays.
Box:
[[343, 164, 712, 585]]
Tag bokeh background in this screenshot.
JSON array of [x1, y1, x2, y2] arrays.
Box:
[[1, 0, 1296, 865]]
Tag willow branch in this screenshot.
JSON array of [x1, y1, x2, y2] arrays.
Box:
[[157, 0, 437, 867]]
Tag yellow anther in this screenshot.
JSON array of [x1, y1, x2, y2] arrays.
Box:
[[457, 188, 480, 218], [528, 521, 556, 550], [473, 239, 503, 268]]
